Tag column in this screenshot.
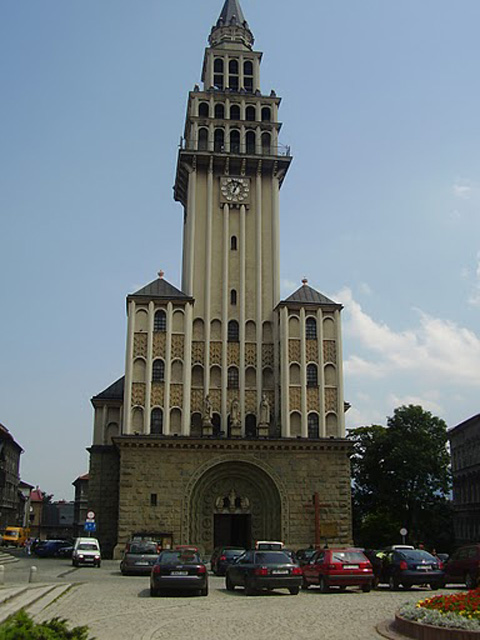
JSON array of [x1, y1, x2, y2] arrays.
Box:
[[221, 203, 229, 430], [182, 302, 193, 435], [317, 308, 326, 437], [184, 166, 197, 296], [144, 301, 154, 433], [204, 162, 213, 393], [335, 309, 346, 437], [280, 306, 290, 437], [123, 299, 136, 434], [300, 307, 308, 437], [163, 302, 173, 434], [239, 203, 246, 432], [255, 169, 263, 422], [271, 174, 280, 306], [254, 57, 261, 93]]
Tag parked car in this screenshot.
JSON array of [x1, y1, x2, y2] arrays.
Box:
[[56, 544, 74, 558], [33, 540, 72, 558], [443, 545, 480, 589], [296, 548, 317, 566], [254, 541, 284, 550], [302, 548, 374, 593], [150, 549, 208, 596], [72, 537, 101, 567], [210, 546, 245, 576], [120, 540, 160, 575], [379, 548, 444, 590], [225, 549, 302, 595]]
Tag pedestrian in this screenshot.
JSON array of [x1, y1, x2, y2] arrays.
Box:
[[24, 538, 32, 556]]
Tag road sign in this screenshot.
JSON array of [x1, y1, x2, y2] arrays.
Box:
[[84, 521, 96, 532], [87, 510, 95, 520], [400, 528, 408, 536]]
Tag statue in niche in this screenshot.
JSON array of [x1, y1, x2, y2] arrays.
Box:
[[203, 394, 213, 426], [259, 393, 270, 425], [230, 398, 241, 427]]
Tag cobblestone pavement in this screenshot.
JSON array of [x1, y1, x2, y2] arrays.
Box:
[[29, 561, 460, 640]]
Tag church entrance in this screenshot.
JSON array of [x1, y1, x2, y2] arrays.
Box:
[[214, 514, 251, 548]]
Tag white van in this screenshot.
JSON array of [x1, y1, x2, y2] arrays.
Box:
[[255, 540, 284, 551], [72, 537, 101, 567]]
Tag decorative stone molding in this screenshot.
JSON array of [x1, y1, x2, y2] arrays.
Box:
[[289, 387, 301, 411], [227, 342, 240, 365], [131, 383, 146, 406], [245, 390, 257, 412], [325, 387, 337, 412], [191, 341, 205, 364], [288, 339, 301, 363], [262, 343, 274, 367], [323, 340, 336, 363], [191, 389, 203, 412], [152, 332, 166, 357], [306, 341, 318, 362], [171, 334, 184, 359], [245, 343, 256, 366], [307, 388, 320, 411], [170, 384, 183, 408], [150, 383, 164, 406], [210, 342, 222, 365], [133, 333, 147, 358]]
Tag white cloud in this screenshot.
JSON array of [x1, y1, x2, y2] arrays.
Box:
[[387, 392, 444, 417], [453, 180, 473, 200], [468, 252, 480, 307], [281, 278, 300, 296]]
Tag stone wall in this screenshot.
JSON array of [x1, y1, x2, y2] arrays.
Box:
[[87, 445, 120, 558]]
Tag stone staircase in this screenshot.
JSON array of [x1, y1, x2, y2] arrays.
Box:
[[0, 583, 72, 624], [0, 551, 20, 565]]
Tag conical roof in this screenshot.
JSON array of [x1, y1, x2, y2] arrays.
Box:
[[209, 0, 253, 49], [217, 0, 246, 26], [281, 282, 342, 308], [128, 277, 192, 302]]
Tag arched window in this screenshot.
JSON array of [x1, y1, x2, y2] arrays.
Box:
[[215, 103, 225, 119], [261, 132, 271, 155], [214, 58, 224, 72], [230, 289, 237, 305], [214, 58, 224, 90], [152, 359, 165, 382], [246, 130, 256, 154], [244, 61, 253, 92], [308, 413, 319, 439], [198, 102, 209, 117], [151, 409, 163, 435], [230, 104, 240, 120], [229, 59, 239, 91], [307, 364, 318, 387], [228, 320, 239, 342], [214, 128, 225, 152], [306, 317, 317, 340], [230, 235, 237, 250], [230, 129, 240, 153], [154, 310, 166, 332], [198, 127, 208, 151], [227, 366, 239, 389], [261, 106, 271, 122], [246, 106, 256, 121]]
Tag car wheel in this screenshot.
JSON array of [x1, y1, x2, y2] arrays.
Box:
[[150, 585, 158, 597], [319, 577, 329, 593], [301, 576, 309, 590], [289, 586, 299, 595], [465, 572, 477, 590], [389, 576, 399, 591], [361, 584, 371, 593], [226, 574, 235, 591], [402, 583, 411, 590], [430, 582, 440, 590], [245, 578, 256, 596], [200, 584, 209, 596]]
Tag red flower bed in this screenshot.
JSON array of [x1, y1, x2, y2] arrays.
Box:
[[417, 588, 480, 621]]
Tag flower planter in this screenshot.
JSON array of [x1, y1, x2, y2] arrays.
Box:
[[394, 612, 480, 640]]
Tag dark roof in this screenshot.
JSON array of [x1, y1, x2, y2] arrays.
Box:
[[281, 283, 342, 308], [448, 413, 480, 438], [92, 377, 125, 401], [217, 0, 246, 26], [0, 423, 23, 452], [128, 277, 191, 302]]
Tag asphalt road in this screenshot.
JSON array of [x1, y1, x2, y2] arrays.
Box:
[[1, 551, 462, 640]]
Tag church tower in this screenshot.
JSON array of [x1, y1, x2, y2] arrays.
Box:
[[88, 0, 351, 558]]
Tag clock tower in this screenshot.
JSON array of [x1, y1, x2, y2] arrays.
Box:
[[88, 0, 352, 558]]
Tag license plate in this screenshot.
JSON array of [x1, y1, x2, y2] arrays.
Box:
[[272, 569, 289, 575], [417, 565, 431, 571], [171, 570, 188, 576], [343, 565, 359, 570], [136, 562, 149, 566]]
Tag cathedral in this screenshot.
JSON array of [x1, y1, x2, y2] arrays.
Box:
[[88, 0, 353, 558]]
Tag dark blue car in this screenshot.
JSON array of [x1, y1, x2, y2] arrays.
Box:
[[33, 540, 72, 558]]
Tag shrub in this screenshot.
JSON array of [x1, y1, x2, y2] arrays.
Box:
[[0, 610, 94, 639]]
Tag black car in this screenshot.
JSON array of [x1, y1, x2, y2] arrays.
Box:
[[210, 546, 245, 576], [225, 550, 302, 595], [295, 548, 317, 566], [380, 548, 445, 590], [150, 549, 208, 596]]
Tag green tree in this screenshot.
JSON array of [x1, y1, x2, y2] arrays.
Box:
[[349, 405, 453, 551]]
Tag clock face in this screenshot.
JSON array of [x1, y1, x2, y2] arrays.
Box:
[[220, 177, 250, 203]]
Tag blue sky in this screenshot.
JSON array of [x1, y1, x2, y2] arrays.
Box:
[[1, 0, 479, 500]]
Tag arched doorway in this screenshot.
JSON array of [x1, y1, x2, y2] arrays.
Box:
[[187, 461, 282, 553]]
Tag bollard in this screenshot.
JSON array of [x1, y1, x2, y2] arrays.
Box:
[[29, 566, 37, 583], [0, 565, 4, 586]]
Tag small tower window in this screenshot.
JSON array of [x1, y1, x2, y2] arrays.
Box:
[[230, 289, 237, 305], [215, 103, 225, 119], [308, 413, 320, 439], [246, 130, 256, 154], [261, 106, 271, 122], [307, 364, 318, 387], [152, 359, 165, 382], [199, 102, 209, 117], [246, 106, 256, 121], [228, 320, 239, 342], [261, 132, 271, 155], [151, 408, 163, 435], [306, 317, 317, 340], [230, 130, 240, 154], [228, 366, 239, 389], [214, 128, 225, 152], [214, 58, 224, 90], [229, 59, 239, 91], [154, 310, 166, 332], [244, 61, 253, 92], [198, 128, 209, 151], [230, 104, 240, 120], [230, 235, 237, 250]]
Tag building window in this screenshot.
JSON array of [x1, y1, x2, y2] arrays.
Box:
[[214, 58, 224, 90], [228, 367, 239, 389], [308, 414, 319, 439], [214, 128, 225, 152], [261, 132, 271, 155], [244, 60, 253, 92], [230, 130, 240, 153], [198, 102, 209, 117], [230, 104, 240, 120], [152, 359, 165, 382], [215, 103, 225, 119], [198, 127, 209, 151], [230, 289, 237, 305], [246, 105, 256, 121], [307, 364, 318, 387], [229, 59, 239, 91], [150, 493, 157, 506], [306, 317, 317, 340], [228, 320, 239, 342], [154, 310, 166, 332], [151, 408, 163, 434], [261, 106, 271, 122], [246, 130, 256, 154], [230, 235, 237, 250]]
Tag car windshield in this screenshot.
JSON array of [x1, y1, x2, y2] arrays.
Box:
[[224, 549, 244, 558], [254, 551, 291, 564], [398, 550, 435, 562], [78, 543, 98, 551], [159, 551, 201, 564], [331, 551, 367, 564], [128, 542, 158, 554]]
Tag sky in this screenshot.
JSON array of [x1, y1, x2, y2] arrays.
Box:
[[1, 0, 479, 501]]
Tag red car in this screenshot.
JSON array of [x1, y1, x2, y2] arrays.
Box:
[[302, 548, 374, 592]]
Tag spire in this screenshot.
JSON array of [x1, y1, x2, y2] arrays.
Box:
[[209, 0, 254, 50]]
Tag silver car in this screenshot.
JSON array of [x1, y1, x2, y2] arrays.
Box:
[[120, 540, 160, 575]]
